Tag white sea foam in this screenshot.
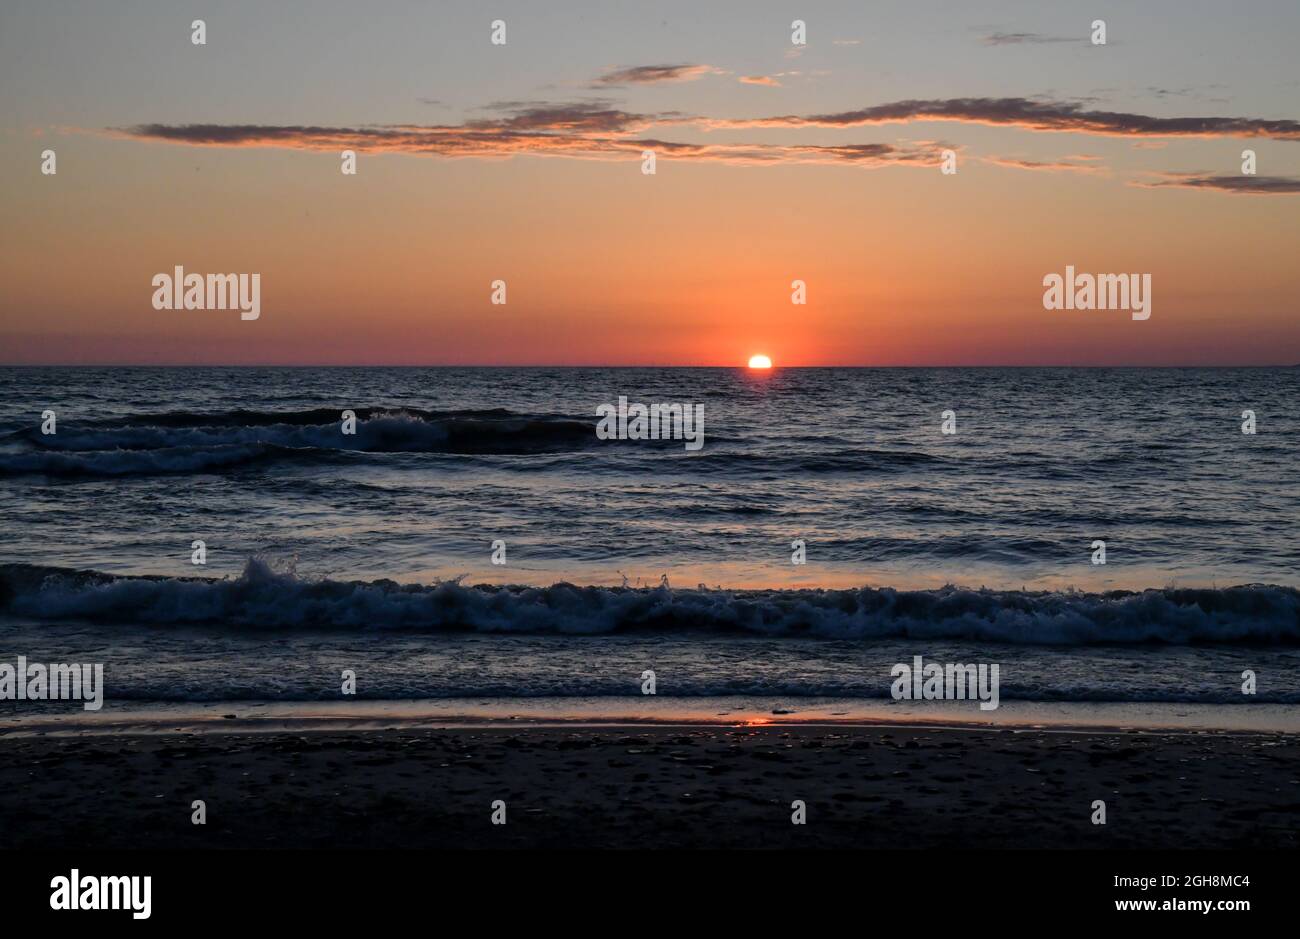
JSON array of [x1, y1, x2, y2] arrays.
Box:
[[3, 560, 1296, 645]]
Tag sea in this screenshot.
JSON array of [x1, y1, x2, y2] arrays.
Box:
[[1, 366, 1298, 728]]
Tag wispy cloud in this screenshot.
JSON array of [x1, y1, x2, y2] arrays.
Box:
[[1132, 172, 1300, 194], [983, 154, 1106, 174], [110, 106, 949, 168], [593, 64, 721, 86], [707, 97, 1300, 141], [473, 100, 655, 134], [739, 75, 781, 87], [981, 32, 1079, 46], [1143, 84, 1230, 104], [105, 95, 1300, 176]]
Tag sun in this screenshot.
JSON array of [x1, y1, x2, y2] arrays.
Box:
[[747, 354, 773, 369]]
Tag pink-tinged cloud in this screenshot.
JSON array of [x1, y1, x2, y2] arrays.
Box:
[[739, 75, 781, 87], [593, 64, 721, 86], [107, 94, 1300, 174], [1131, 172, 1300, 194], [469, 100, 659, 133], [111, 115, 949, 168], [707, 97, 1300, 141], [982, 154, 1106, 174]]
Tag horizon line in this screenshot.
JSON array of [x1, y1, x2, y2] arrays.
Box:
[[3, 362, 1298, 370]]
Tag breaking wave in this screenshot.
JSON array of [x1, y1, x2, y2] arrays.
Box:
[[2, 560, 1297, 644]]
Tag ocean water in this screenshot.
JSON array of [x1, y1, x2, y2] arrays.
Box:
[[1, 366, 1298, 712]]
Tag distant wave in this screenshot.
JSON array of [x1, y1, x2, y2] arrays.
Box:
[[2, 560, 1297, 644], [0, 443, 298, 477], [687, 449, 950, 474], [88, 680, 1300, 706], [75, 405, 525, 429], [0, 408, 601, 476]]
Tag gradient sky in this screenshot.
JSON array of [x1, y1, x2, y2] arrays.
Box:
[[2, 0, 1298, 365]]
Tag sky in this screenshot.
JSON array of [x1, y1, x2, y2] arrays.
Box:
[[1, 0, 1298, 366]]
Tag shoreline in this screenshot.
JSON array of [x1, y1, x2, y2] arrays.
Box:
[[2, 722, 1295, 849], [4, 696, 1297, 737]]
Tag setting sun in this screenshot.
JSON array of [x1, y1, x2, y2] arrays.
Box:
[[747, 355, 773, 369]]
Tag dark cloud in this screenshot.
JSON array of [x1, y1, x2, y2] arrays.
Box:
[[982, 32, 1079, 46], [112, 120, 946, 167], [107, 95, 1300, 176], [471, 101, 652, 134], [1133, 173, 1300, 194], [711, 97, 1300, 141], [593, 64, 719, 86]]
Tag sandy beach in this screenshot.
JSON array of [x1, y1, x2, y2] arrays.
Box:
[[2, 723, 1295, 850]]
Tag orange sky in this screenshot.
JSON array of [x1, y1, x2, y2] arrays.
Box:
[[2, 1, 1298, 365]]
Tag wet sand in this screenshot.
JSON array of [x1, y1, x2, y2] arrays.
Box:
[[1, 724, 1297, 849]]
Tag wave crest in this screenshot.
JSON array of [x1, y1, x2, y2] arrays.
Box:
[[2, 561, 1297, 644]]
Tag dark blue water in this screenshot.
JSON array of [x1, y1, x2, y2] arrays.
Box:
[[1, 366, 1298, 707]]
